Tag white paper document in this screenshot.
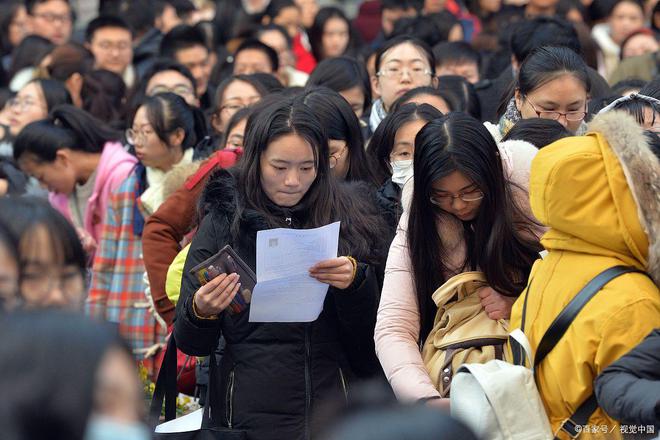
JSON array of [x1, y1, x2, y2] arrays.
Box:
[[155, 408, 203, 433], [249, 221, 341, 322]]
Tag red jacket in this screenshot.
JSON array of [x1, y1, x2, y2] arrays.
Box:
[[142, 149, 241, 324]]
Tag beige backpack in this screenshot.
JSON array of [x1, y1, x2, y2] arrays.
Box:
[[422, 271, 510, 397]]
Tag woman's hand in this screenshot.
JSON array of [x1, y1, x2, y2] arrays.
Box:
[[193, 273, 241, 318], [309, 257, 355, 290], [426, 397, 450, 411], [76, 227, 97, 256], [478, 286, 516, 320]]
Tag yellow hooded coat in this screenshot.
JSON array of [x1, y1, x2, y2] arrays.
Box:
[[509, 111, 660, 439]]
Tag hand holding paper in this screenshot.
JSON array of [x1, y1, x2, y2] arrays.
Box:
[[309, 257, 354, 289]]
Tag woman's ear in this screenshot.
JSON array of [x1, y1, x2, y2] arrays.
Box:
[[431, 75, 439, 88], [168, 128, 186, 149], [210, 113, 223, 134], [514, 89, 523, 112], [371, 75, 381, 99], [54, 149, 72, 169]]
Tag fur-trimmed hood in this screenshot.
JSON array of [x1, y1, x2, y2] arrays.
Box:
[[529, 111, 660, 285]]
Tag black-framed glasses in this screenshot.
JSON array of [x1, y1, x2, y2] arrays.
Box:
[[429, 189, 484, 206], [524, 96, 587, 122], [329, 144, 347, 169]]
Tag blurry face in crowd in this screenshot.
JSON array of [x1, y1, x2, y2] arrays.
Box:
[[28, 0, 72, 45], [213, 80, 261, 133], [225, 118, 248, 150], [322, 17, 350, 59], [9, 5, 30, 48], [381, 7, 417, 37], [0, 240, 19, 311], [448, 24, 464, 41], [526, 0, 559, 14], [424, 0, 447, 14], [8, 82, 48, 136], [260, 133, 317, 207], [234, 49, 275, 75], [515, 74, 588, 133], [295, 0, 319, 28], [86, 347, 147, 436], [479, 0, 502, 14], [175, 45, 213, 97], [609, 1, 645, 44], [146, 70, 199, 106], [622, 33, 660, 58], [339, 85, 366, 118], [88, 26, 133, 75], [373, 42, 436, 111], [431, 171, 483, 222], [390, 119, 427, 163], [272, 6, 302, 38], [403, 94, 451, 114], [18, 225, 85, 310], [259, 30, 295, 69], [328, 139, 349, 179], [156, 3, 182, 34], [436, 62, 480, 84], [130, 106, 184, 172]]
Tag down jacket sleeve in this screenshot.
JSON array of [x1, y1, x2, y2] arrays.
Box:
[[594, 329, 660, 428], [374, 214, 441, 402]]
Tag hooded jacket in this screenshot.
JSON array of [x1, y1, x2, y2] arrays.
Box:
[[49, 142, 137, 254], [174, 169, 387, 440], [509, 111, 660, 439]]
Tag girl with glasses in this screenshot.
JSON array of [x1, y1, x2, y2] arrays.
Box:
[[90, 92, 204, 372], [493, 46, 591, 139], [375, 112, 543, 403]]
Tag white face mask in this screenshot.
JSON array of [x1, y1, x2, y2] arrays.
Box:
[[390, 160, 413, 188]]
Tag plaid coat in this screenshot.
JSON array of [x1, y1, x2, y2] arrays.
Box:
[[87, 170, 167, 369]]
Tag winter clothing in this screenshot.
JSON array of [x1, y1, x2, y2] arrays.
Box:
[[375, 178, 402, 244], [592, 23, 622, 81], [174, 169, 385, 440], [88, 152, 193, 369], [133, 28, 163, 79], [0, 159, 28, 195], [49, 142, 137, 255], [509, 111, 660, 439], [595, 329, 660, 430], [375, 139, 540, 402], [369, 99, 387, 133], [609, 51, 660, 84], [142, 149, 241, 325]]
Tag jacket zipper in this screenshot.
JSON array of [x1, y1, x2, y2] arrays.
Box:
[[304, 324, 312, 440], [285, 217, 292, 226], [338, 367, 348, 402], [226, 369, 235, 429]]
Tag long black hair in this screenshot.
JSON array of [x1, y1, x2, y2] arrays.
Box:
[[13, 105, 119, 162], [236, 93, 387, 263], [408, 113, 542, 339], [302, 87, 379, 186], [307, 56, 372, 116], [368, 103, 443, 185], [140, 92, 207, 152], [308, 7, 360, 61], [26, 78, 73, 111]]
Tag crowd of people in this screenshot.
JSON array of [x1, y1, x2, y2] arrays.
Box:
[[0, 0, 659, 439]]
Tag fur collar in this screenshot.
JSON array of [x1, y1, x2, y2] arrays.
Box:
[[588, 111, 660, 285]]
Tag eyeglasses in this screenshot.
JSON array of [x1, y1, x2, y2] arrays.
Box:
[[147, 85, 195, 98], [8, 97, 45, 113], [32, 12, 72, 24], [125, 126, 153, 145], [329, 144, 347, 169], [524, 96, 587, 122], [20, 268, 85, 303], [429, 189, 484, 206], [95, 41, 132, 52], [377, 66, 433, 81]]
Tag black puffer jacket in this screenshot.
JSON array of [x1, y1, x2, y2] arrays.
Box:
[[594, 329, 660, 430], [375, 178, 402, 245], [174, 170, 386, 440]]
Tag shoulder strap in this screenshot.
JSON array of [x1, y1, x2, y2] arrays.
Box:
[[534, 266, 644, 368]]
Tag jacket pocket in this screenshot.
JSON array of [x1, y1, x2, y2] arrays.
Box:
[[225, 369, 235, 428]]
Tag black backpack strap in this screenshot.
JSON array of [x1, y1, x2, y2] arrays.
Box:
[[149, 335, 178, 427], [534, 266, 644, 368], [532, 265, 645, 439]]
